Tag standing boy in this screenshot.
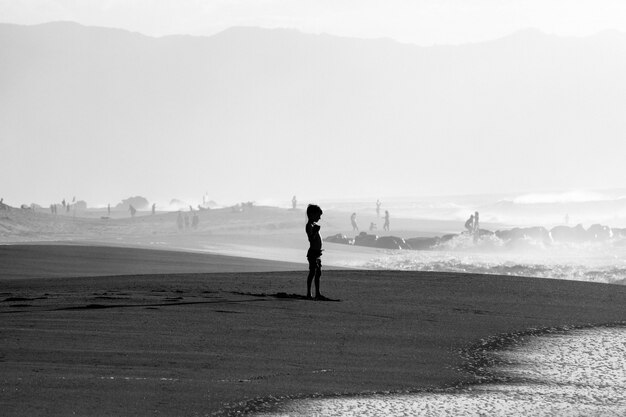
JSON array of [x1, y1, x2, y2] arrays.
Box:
[[305, 204, 324, 299]]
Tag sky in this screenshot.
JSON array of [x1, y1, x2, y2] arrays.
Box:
[[2, 0, 626, 46], [3, 1, 626, 208]]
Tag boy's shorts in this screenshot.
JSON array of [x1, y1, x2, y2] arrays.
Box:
[[307, 257, 322, 270]]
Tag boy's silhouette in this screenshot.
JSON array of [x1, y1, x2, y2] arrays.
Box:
[[306, 204, 324, 300]]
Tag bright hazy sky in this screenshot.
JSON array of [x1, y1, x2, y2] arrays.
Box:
[[2, 0, 626, 45]]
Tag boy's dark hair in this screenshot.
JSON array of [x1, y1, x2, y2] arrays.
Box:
[[306, 204, 323, 220]]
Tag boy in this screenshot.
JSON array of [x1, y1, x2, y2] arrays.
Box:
[[305, 204, 324, 299]]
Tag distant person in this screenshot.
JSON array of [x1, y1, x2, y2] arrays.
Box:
[[152, 203, 156, 215], [62, 199, 66, 209], [383, 210, 390, 231], [350, 212, 359, 232], [292, 195, 297, 210], [107, 204, 111, 216], [473, 211, 480, 242], [473, 211, 480, 234], [66, 203, 70, 213], [369, 222, 377, 231], [465, 214, 474, 234], [177, 212, 184, 231], [129, 204, 136, 217], [376, 199, 381, 218], [305, 204, 324, 300], [50, 204, 54, 214]]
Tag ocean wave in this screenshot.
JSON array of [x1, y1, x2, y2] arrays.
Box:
[[361, 249, 626, 285]]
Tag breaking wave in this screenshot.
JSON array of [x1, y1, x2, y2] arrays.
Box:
[[362, 236, 626, 285]]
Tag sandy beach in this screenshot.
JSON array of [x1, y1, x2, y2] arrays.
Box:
[[1, 207, 625, 415], [1, 244, 625, 416]]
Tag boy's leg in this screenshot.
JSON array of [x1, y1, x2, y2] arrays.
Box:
[[314, 259, 322, 298], [306, 258, 316, 298], [306, 270, 314, 298]]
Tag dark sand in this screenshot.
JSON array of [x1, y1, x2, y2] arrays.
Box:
[[0, 244, 305, 279], [1, 245, 625, 416]]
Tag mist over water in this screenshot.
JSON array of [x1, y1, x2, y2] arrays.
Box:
[[325, 189, 626, 227]]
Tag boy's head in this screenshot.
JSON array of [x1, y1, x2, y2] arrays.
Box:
[[306, 204, 323, 222]]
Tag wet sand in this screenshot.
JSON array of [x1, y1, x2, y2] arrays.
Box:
[[1, 245, 625, 416]]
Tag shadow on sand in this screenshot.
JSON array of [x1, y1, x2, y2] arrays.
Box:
[[232, 291, 340, 302]]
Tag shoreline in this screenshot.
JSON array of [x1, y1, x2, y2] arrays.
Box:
[[239, 323, 626, 416], [1, 244, 625, 416]]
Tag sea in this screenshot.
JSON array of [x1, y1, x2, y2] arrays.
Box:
[[321, 190, 626, 286]]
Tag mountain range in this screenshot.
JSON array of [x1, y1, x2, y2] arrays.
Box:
[[1, 22, 626, 205]]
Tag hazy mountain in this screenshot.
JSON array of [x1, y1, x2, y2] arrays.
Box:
[[2, 22, 626, 205]]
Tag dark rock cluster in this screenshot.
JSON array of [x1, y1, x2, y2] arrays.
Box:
[[324, 224, 626, 251]]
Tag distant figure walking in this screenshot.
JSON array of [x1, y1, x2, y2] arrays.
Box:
[[369, 222, 377, 231], [473, 211, 480, 242], [107, 204, 111, 216], [350, 212, 359, 232], [192, 212, 199, 229], [152, 203, 156, 215], [305, 204, 324, 300], [473, 211, 480, 233], [177, 212, 184, 231], [465, 214, 474, 234], [129, 204, 136, 218], [292, 195, 297, 210], [376, 199, 381, 218], [383, 210, 390, 231]]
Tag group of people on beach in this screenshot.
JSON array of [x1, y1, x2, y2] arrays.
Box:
[[176, 209, 199, 231], [48, 198, 74, 214], [306, 203, 484, 299], [351, 201, 390, 233]]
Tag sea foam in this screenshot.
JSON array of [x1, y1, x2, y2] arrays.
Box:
[[332, 233, 626, 285], [252, 327, 626, 417]]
